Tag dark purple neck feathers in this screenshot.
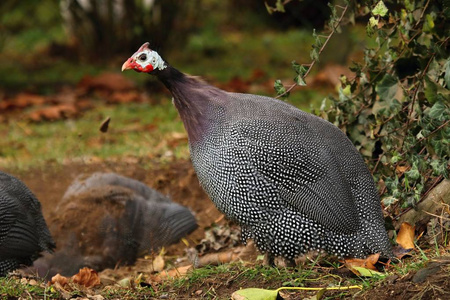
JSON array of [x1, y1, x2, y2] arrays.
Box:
[[151, 65, 220, 144]]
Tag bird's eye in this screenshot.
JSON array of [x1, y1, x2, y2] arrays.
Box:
[[138, 54, 147, 61]]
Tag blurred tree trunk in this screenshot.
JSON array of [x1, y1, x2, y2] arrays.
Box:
[[61, 0, 200, 60]]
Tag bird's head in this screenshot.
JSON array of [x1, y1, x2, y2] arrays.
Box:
[[121, 42, 167, 73]]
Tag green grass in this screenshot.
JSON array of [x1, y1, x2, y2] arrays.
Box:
[[2, 249, 449, 300], [0, 277, 59, 299], [0, 87, 329, 171], [0, 100, 188, 170]]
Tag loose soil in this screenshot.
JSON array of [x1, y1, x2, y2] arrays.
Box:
[[3, 160, 449, 299], [7, 159, 222, 258]]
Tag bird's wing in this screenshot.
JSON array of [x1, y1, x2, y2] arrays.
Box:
[[157, 203, 198, 246], [229, 117, 360, 234], [0, 194, 41, 257], [0, 172, 54, 256], [63, 173, 171, 203]]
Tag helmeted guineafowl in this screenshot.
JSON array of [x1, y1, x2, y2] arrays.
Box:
[[33, 172, 197, 277], [122, 43, 394, 264], [0, 171, 55, 276]]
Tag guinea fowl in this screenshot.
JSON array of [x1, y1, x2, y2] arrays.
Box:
[[33, 172, 197, 277], [0, 171, 55, 276], [122, 43, 394, 264]]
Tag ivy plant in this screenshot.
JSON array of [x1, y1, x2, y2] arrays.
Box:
[[273, 0, 449, 213]]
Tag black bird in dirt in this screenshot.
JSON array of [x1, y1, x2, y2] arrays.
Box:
[[122, 43, 393, 265], [32, 172, 197, 277], [0, 171, 55, 276]]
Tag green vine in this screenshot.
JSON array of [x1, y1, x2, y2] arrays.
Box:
[[276, 0, 450, 213]]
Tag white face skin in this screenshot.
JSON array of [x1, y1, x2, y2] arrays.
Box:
[[133, 49, 167, 71], [133, 49, 166, 71], [122, 43, 168, 73]]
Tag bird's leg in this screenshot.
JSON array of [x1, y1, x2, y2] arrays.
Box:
[[264, 253, 276, 267], [284, 258, 296, 268]]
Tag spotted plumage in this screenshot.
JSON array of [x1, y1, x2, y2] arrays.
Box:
[[0, 171, 55, 276], [123, 43, 394, 263]]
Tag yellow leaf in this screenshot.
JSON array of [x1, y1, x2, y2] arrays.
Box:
[[396, 222, 415, 249], [152, 254, 165, 272], [344, 253, 380, 273], [352, 266, 385, 277], [231, 288, 278, 300]]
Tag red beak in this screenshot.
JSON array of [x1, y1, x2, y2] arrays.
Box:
[[121, 58, 135, 72]]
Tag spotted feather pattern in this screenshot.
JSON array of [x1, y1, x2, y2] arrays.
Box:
[[146, 61, 393, 261], [188, 92, 393, 260]]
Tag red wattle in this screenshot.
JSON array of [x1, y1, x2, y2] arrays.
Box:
[[142, 64, 154, 72]]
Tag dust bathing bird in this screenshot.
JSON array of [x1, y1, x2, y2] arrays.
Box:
[[0, 171, 55, 276], [122, 43, 393, 265], [32, 172, 197, 277]]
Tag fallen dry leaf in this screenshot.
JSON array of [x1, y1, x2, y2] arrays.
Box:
[[51, 273, 69, 286], [396, 222, 416, 250], [108, 91, 143, 104], [72, 267, 101, 288], [50, 267, 101, 289], [28, 104, 77, 122], [0, 93, 46, 111], [78, 72, 136, 93], [152, 254, 165, 273], [99, 117, 111, 133], [344, 253, 380, 276], [395, 165, 409, 175], [150, 265, 192, 282]]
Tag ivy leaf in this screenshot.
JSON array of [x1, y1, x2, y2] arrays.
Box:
[[423, 13, 435, 32], [294, 75, 306, 86], [328, 2, 337, 19], [382, 196, 399, 207], [405, 163, 420, 181], [231, 288, 278, 300], [444, 59, 450, 88], [292, 61, 307, 86], [312, 29, 323, 48], [275, 0, 285, 13], [264, 0, 284, 14], [428, 100, 447, 120], [431, 138, 448, 158], [339, 86, 352, 102], [424, 75, 450, 105], [274, 79, 288, 97], [430, 159, 448, 176], [369, 16, 379, 28], [424, 76, 438, 104], [310, 47, 320, 62], [366, 21, 375, 37], [376, 74, 398, 102], [372, 1, 388, 17], [264, 2, 274, 15], [391, 152, 402, 163], [291, 61, 307, 75]]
